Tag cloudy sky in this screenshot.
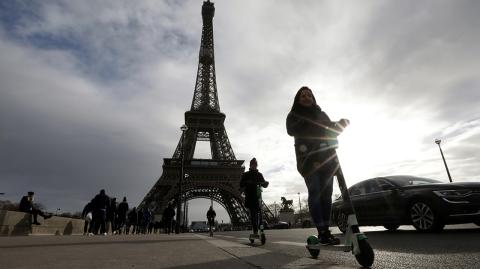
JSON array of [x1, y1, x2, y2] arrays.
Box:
[[1, 0, 479, 223]]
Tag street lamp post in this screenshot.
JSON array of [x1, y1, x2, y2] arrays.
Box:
[[435, 139, 453, 183], [176, 124, 188, 234], [298, 192, 302, 226], [184, 200, 188, 232], [274, 201, 277, 219]]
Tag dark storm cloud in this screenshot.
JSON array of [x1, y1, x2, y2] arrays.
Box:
[[0, 35, 175, 212], [0, 0, 199, 84], [356, 0, 480, 107]]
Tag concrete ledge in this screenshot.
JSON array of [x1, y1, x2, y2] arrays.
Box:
[[0, 210, 31, 236], [0, 210, 84, 236]]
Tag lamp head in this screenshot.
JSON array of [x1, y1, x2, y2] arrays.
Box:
[[435, 139, 441, 145], [180, 124, 188, 131]]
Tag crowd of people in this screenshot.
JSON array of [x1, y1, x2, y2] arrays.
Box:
[[79, 189, 182, 236]]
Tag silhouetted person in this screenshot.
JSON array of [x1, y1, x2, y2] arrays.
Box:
[[206, 205, 216, 233], [81, 200, 93, 235], [19, 191, 51, 225], [286, 86, 348, 245], [136, 208, 143, 234], [240, 158, 269, 235], [162, 203, 175, 234], [142, 208, 153, 234], [92, 189, 110, 235], [107, 197, 117, 234], [117, 197, 129, 234], [127, 207, 138, 235]]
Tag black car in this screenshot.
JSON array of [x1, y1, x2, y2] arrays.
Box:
[[332, 175, 480, 232], [271, 221, 290, 229]]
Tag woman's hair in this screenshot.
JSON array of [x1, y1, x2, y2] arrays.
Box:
[[290, 86, 319, 112]]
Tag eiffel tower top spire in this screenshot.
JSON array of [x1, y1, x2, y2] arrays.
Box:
[[191, 0, 220, 112]]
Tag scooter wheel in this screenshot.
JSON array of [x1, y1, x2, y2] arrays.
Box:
[[308, 248, 319, 259], [306, 235, 320, 258], [355, 238, 374, 268], [261, 233, 266, 245]]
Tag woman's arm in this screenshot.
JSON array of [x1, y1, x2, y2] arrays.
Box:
[[286, 112, 305, 136], [287, 111, 336, 137]]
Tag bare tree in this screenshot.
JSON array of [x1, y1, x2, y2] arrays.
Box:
[[0, 200, 19, 211]]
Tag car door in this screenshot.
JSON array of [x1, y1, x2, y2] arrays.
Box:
[[348, 182, 370, 223], [359, 179, 395, 223], [375, 178, 405, 221], [349, 180, 387, 224]]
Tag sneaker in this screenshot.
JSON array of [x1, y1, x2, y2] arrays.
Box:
[[103, 233, 107, 236], [33, 221, 41, 225], [319, 230, 340, 245]]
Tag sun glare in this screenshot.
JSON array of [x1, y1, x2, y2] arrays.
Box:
[[335, 105, 433, 183]]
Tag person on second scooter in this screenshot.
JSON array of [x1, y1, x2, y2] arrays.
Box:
[[206, 205, 216, 234], [240, 158, 269, 236], [286, 86, 349, 245]]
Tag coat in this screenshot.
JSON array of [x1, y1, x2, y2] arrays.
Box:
[[207, 209, 216, 220], [240, 169, 267, 209], [92, 193, 110, 211], [286, 108, 342, 178], [162, 206, 175, 221], [117, 201, 129, 218], [19, 196, 33, 212]]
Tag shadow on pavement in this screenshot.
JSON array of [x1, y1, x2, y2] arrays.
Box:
[[0, 237, 203, 249], [362, 227, 480, 254]]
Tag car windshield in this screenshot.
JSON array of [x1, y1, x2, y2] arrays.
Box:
[[388, 176, 442, 187]]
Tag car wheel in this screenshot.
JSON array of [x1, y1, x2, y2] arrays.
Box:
[[409, 201, 444, 232], [474, 221, 480, 226], [384, 224, 399, 231], [336, 211, 348, 234]]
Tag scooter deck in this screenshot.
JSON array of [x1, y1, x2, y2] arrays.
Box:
[[249, 231, 266, 245], [249, 234, 260, 239], [306, 235, 351, 252], [306, 243, 351, 252]]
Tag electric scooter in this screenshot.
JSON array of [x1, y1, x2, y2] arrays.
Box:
[[249, 183, 268, 245], [305, 122, 375, 268], [208, 220, 214, 237]]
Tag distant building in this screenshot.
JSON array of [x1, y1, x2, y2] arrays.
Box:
[[190, 221, 209, 232]]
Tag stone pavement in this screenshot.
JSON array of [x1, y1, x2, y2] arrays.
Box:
[[0, 233, 355, 269]]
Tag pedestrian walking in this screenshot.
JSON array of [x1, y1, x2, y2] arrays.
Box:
[[162, 203, 175, 234], [81, 200, 93, 235], [116, 197, 129, 234], [91, 189, 110, 235]]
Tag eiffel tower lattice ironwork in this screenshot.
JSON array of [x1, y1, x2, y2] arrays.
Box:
[[140, 0, 274, 227]]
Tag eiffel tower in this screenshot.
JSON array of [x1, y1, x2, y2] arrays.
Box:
[[140, 0, 250, 226]]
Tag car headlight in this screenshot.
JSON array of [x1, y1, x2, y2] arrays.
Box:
[[433, 189, 472, 197]]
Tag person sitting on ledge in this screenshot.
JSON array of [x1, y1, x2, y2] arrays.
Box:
[[19, 191, 52, 225]]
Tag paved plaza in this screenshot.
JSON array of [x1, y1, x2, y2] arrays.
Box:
[[0, 233, 351, 269]]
